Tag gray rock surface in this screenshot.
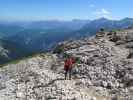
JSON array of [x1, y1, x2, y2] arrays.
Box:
[[1, 28, 133, 100]]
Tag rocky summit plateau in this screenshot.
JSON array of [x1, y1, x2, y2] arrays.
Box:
[[0, 28, 133, 100]]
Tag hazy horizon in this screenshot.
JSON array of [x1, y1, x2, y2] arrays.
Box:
[[1, 17, 133, 22]]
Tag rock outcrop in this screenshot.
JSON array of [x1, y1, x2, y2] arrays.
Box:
[[0, 28, 133, 100]]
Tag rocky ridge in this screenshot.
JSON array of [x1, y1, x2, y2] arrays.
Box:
[[0, 28, 133, 100]]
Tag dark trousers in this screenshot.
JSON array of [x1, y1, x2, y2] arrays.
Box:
[[65, 68, 72, 80]]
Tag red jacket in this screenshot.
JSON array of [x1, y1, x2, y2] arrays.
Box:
[[71, 57, 75, 64], [64, 58, 73, 70]]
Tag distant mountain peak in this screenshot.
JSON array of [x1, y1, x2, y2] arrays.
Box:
[[99, 17, 108, 20], [97, 17, 109, 20], [122, 17, 133, 21], [92, 17, 111, 23]]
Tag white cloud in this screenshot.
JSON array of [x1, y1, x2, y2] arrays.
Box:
[[93, 8, 110, 15], [102, 15, 112, 19], [92, 8, 112, 19], [101, 8, 110, 14], [89, 4, 95, 8]]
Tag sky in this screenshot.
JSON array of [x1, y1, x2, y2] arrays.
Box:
[[0, 0, 133, 21]]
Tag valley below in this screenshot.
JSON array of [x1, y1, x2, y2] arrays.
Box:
[[1, 18, 133, 64]]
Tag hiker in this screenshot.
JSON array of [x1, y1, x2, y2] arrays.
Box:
[[64, 55, 75, 80]]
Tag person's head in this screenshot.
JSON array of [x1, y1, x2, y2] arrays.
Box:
[[69, 54, 74, 58]]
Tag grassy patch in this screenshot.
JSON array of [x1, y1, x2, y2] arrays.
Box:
[[0, 52, 47, 68]]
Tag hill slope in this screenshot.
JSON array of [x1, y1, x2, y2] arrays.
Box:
[[1, 28, 133, 100]]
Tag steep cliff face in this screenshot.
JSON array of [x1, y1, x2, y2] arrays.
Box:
[[0, 29, 133, 100]]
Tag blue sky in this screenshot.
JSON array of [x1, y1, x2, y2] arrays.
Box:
[[0, 0, 133, 21]]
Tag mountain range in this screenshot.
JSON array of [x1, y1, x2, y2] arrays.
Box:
[[0, 17, 133, 64]]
